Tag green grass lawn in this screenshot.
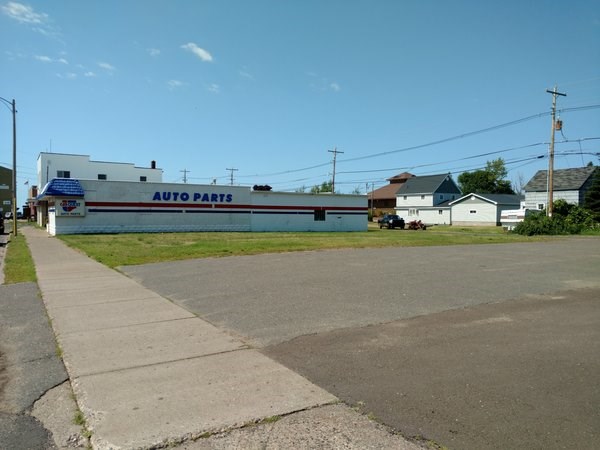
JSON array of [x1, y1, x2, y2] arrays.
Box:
[[3, 232, 37, 284], [57, 223, 555, 268]]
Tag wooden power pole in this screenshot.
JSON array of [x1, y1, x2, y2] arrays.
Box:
[[546, 86, 566, 217], [328, 147, 344, 194]]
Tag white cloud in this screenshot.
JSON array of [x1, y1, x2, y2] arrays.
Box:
[[2, 2, 48, 24], [239, 68, 253, 80], [34, 55, 69, 64], [84, 72, 96, 77], [207, 83, 220, 94], [167, 79, 185, 90], [34, 55, 52, 63], [147, 48, 161, 57], [98, 62, 115, 71], [2, 2, 61, 39], [330, 82, 341, 92], [181, 42, 213, 62], [56, 72, 77, 80]]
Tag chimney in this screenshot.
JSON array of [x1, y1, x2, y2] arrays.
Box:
[[151, 160, 156, 169]]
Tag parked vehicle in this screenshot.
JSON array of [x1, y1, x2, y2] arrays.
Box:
[[378, 214, 405, 229], [407, 219, 427, 230]]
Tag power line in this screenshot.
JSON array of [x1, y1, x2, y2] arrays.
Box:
[[234, 105, 600, 181]]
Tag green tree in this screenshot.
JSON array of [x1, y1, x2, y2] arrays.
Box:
[[310, 180, 333, 193], [458, 158, 516, 194]]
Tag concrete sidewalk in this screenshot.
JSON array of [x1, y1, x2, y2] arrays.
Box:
[[23, 227, 421, 449]]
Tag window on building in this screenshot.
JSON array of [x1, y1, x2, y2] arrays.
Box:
[[314, 209, 326, 221], [470, 210, 477, 214], [438, 210, 443, 215], [97, 174, 107, 180], [538, 204, 544, 210], [403, 195, 407, 200], [140, 176, 147, 182], [56, 170, 70, 178], [439, 194, 443, 200], [421, 195, 425, 199], [409, 208, 417, 216]]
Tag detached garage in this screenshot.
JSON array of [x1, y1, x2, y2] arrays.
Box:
[[449, 193, 522, 226]]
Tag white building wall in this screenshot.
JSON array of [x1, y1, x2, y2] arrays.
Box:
[[452, 197, 498, 225], [37, 153, 162, 187], [47, 180, 367, 235], [524, 190, 581, 210], [396, 194, 434, 208], [250, 192, 366, 232], [395, 207, 450, 225]]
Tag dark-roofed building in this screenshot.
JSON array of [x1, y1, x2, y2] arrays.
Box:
[[449, 193, 523, 226], [369, 172, 414, 214], [395, 173, 461, 225], [0, 166, 12, 217], [523, 166, 598, 210]]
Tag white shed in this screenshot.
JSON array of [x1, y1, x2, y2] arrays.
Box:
[[449, 193, 522, 226]]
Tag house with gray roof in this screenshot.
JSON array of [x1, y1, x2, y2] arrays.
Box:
[[449, 193, 523, 226], [523, 166, 598, 210], [395, 173, 461, 225]]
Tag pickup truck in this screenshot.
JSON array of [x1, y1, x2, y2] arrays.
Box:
[[378, 214, 405, 229]]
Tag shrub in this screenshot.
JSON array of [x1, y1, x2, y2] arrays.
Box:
[[513, 201, 594, 235]]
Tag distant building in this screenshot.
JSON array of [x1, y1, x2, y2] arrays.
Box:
[[523, 166, 598, 210], [369, 172, 414, 213], [395, 173, 461, 225], [0, 166, 12, 217]]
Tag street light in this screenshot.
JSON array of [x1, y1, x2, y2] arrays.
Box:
[[0, 96, 17, 236]]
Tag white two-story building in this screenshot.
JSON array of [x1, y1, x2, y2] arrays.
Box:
[[37, 152, 163, 187], [395, 173, 461, 225]]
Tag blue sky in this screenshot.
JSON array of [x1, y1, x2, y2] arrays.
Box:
[[1, 0, 599, 208]]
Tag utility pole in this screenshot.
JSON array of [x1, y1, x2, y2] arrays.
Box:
[[180, 169, 189, 183], [226, 167, 238, 186], [371, 182, 375, 217], [328, 147, 344, 194], [545, 86, 566, 217]]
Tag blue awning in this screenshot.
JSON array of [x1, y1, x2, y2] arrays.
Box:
[[37, 178, 85, 200]]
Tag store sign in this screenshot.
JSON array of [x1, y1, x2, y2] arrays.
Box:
[[57, 198, 85, 217], [152, 191, 233, 203]]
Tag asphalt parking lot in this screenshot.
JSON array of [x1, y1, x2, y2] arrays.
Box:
[[123, 238, 600, 450]]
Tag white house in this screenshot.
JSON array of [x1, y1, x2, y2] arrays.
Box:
[[37, 152, 163, 188], [395, 173, 461, 225], [523, 166, 598, 210], [36, 178, 367, 235], [450, 193, 522, 226]]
